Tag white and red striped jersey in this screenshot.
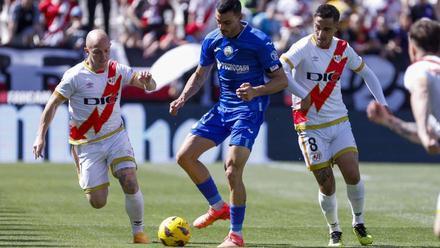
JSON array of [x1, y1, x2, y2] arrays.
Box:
[[281, 34, 365, 129], [55, 60, 135, 144], [404, 55, 440, 127]]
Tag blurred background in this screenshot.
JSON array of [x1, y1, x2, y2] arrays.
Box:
[[0, 0, 439, 164]]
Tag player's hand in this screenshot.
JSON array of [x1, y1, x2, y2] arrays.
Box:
[[169, 97, 185, 116], [423, 138, 440, 154], [420, 133, 440, 154], [32, 136, 45, 159], [236, 82, 257, 101], [366, 101, 390, 125], [138, 71, 154, 91]]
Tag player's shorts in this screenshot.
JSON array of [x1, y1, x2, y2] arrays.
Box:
[[71, 129, 136, 193], [297, 120, 358, 171], [191, 104, 264, 150]]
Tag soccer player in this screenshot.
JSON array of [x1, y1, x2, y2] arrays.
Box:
[[169, 0, 287, 246], [32, 29, 156, 244], [366, 18, 440, 238], [280, 4, 389, 247]]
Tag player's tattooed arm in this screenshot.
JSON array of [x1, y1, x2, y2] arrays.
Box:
[[387, 117, 421, 144], [169, 65, 213, 116], [179, 65, 212, 101], [367, 101, 421, 144]]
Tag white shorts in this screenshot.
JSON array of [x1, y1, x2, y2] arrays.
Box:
[[297, 120, 358, 171], [71, 129, 136, 193]]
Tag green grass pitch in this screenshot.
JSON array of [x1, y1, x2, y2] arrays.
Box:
[[0, 162, 439, 247]]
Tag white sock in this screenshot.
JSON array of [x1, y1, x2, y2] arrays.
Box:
[[319, 191, 341, 233], [437, 193, 440, 211], [346, 180, 365, 226], [435, 193, 440, 235], [125, 189, 144, 234]]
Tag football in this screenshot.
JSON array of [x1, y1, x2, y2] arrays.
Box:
[[158, 216, 191, 246]]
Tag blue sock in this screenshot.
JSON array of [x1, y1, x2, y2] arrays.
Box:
[[196, 177, 222, 206], [230, 205, 246, 233]]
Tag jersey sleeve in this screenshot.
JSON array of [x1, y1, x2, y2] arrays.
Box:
[[403, 64, 426, 93], [199, 36, 215, 66], [55, 70, 75, 99], [280, 40, 305, 70], [118, 63, 135, 86], [345, 43, 365, 72], [257, 37, 281, 73]]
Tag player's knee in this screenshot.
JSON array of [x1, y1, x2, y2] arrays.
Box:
[[176, 151, 193, 168], [224, 163, 240, 185], [119, 174, 139, 194], [86, 188, 108, 209], [345, 174, 360, 185], [88, 196, 107, 209], [319, 184, 335, 195]]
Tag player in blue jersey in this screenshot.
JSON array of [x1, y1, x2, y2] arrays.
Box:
[[169, 0, 287, 246]]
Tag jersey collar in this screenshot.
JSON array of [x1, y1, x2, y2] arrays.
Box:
[[311, 34, 335, 50], [230, 21, 249, 40], [83, 60, 107, 74]]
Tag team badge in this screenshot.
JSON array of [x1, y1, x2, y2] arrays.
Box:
[[310, 151, 322, 162], [333, 55, 342, 63], [107, 76, 116, 85], [223, 46, 234, 57], [270, 50, 279, 61]]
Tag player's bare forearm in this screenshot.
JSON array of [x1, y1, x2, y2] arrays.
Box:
[[34, 92, 65, 159], [385, 115, 421, 144], [169, 65, 211, 116], [37, 92, 65, 137], [254, 68, 288, 96], [179, 65, 211, 102]]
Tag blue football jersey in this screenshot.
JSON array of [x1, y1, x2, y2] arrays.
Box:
[[200, 21, 281, 112]]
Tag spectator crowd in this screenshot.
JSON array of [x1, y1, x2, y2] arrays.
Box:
[[0, 0, 438, 102]]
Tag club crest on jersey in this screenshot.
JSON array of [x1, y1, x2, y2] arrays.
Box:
[[107, 76, 116, 85], [310, 151, 322, 162], [223, 46, 234, 57], [333, 55, 342, 63], [271, 50, 279, 61]]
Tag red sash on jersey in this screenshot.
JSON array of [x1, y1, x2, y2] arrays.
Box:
[[293, 40, 348, 125], [70, 61, 122, 141]]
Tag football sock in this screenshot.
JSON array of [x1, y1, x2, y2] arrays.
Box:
[[230, 205, 245, 234], [319, 191, 341, 233], [196, 177, 223, 210], [437, 193, 440, 212], [125, 189, 144, 234], [346, 180, 365, 226]]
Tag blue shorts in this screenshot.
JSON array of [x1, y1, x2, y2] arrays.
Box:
[[191, 104, 264, 150]]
